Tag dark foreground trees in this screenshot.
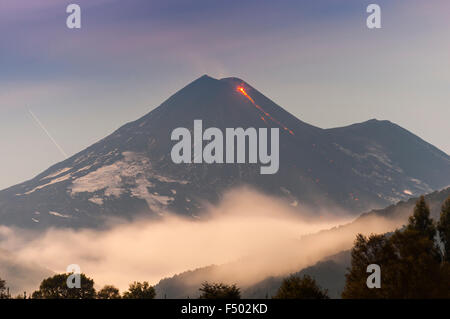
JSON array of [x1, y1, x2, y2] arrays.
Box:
[[342, 195, 450, 298], [438, 196, 450, 262], [29, 274, 154, 299], [32, 273, 96, 299], [0, 277, 8, 299], [199, 282, 241, 299], [122, 281, 156, 299], [97, 285, 121, 299], [273, 275, 329, 299]]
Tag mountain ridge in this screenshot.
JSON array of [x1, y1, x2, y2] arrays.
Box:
[[0, 75, 449, 228]]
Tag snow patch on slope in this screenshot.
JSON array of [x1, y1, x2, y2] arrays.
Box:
[[19, 174, 72, 195], [48, 211, 71, 218], [70, 163, 124, 197], [69, 152, 182, 211], [41, 167, 72, 180], [88, 197, 104, 205]]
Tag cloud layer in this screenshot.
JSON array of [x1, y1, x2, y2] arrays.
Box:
[[0, 188, 405, 295]]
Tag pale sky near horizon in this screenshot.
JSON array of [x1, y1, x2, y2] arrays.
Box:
[[0, 0, 449, 190]]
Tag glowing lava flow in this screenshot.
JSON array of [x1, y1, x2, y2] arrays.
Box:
[[237, 86, 294, 135], [237, 86, 255, 104]]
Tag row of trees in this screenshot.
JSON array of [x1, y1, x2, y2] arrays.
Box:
[[0, 275, 157, 299], [33, 278, 157, 299], [0, 271, 327, 299], [198, 276, 329, 299]]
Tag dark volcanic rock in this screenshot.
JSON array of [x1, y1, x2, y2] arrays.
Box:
[[0, 75, 449, 228]]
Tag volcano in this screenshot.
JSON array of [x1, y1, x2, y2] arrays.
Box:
[[0, 75, 449, 228]]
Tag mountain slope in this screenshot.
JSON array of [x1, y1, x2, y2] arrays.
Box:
[[153, 251, 350, 299], [243, 250, 350, 299], [0, 75, 449, 228]]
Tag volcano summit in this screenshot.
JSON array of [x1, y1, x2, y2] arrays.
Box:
[[0, 75, 449, 228]]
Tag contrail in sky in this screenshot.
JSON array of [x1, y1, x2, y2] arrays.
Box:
[[28, 109, 68, 159]]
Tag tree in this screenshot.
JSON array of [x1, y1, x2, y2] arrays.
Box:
[[0, 277, 8, 299], [122, 281, 155, 299], [407, 196, 436, 241], [342, 234, 398, 299], [388, 228, 447, 298], [343, 196, 450, 298], [438, 196, 450, 262], [97, 285, 121, 299], [32, 273, 96, 299], [199, 282, 241, 299], [274, 275, 329, 299]]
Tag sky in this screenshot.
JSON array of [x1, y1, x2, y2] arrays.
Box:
[[0, 0, 449, 190]]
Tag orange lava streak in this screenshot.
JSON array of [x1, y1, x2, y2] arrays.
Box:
[[237, 86, 255, 104], [237, 86, 294, 136]]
